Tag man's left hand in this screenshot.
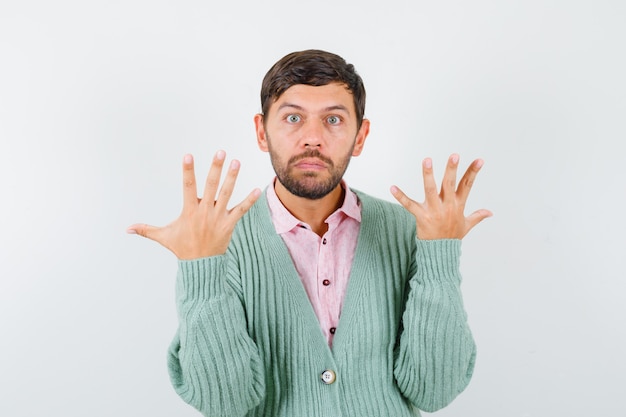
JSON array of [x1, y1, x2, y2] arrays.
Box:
[[390, 154, 492, 240]]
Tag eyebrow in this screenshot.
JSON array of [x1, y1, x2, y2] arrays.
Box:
[[277, 103, 351, 115]]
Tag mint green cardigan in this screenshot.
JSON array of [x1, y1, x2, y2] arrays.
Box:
[[167, 190, 475, 416]]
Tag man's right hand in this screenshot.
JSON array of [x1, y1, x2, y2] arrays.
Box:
[[127, 151, 261, 260]]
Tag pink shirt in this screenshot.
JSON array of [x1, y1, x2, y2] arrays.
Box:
[[266, 180, 361, 346]]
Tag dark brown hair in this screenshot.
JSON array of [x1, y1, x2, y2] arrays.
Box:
[[260, 49, 366, 128]]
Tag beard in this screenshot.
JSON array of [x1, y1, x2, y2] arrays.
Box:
[[267, 139, 354, 200]]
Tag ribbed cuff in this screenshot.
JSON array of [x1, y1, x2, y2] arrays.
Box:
[[415, 239, 462, 284], [177, 255, 227, 301]]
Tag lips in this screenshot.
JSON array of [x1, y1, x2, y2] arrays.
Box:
[[294, 158, 327, 170], [289, 150, 333, 170]]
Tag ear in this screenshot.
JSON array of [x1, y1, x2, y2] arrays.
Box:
[[254, 113, 269, 152], [351, 118, 370, 157]]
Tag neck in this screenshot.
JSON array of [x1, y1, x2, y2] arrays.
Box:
[[274, 180, 345, 237]]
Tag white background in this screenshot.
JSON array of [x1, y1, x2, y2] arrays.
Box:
[[1, 1, 624, 416]]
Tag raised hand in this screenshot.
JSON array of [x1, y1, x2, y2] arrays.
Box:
[[127, 151, 261, 259], [390, 154, 492, 240]]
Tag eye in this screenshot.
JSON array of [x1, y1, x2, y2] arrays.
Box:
[[286, 114, 301, 123], [326, 115, 341, 125]]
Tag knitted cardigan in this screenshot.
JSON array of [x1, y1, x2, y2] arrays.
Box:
[[167, 190, 476, 417]]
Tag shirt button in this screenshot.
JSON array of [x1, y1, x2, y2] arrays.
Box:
[[329, 327, 336, 334], [322, 279, 331, 286], [321, 370, 336, 384], [322, 238, 327, 245]]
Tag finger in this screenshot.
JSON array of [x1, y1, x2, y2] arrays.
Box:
[[390, 185, 421, 214], [126, 223, 160, 241], [214, 159, 241, 213], [465, 208, 493, 234], [182, 154, 198, 211], [421, 157, 440, 207], [439, 154, 459, 201], [457, 159, 484, 204], [201, 150, 226, 204], [228, 188, 262, 222]]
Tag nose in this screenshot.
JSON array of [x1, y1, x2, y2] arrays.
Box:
[[300, 119, 323, 148]]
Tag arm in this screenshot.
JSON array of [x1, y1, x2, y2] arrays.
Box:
[[167, 256, 265, 416], [393, 238, 475, 412], [390, 154, 491, 411], [128, 151, 264, 416]]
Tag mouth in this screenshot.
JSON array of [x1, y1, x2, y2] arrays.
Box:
[[293, 157, 327, 171], [289, 150, 333, 172]]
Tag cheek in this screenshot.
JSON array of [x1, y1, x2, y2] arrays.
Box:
[[265, 136, 290, 158]]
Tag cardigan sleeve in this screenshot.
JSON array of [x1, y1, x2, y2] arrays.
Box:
[[393, 238, 476, 412], [166, 255, 266, 417]]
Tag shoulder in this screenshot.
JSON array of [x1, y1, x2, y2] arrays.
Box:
[[353, 189, 412, 217], [228, 191, 275, 263], [230, 190, 272, 244], [352, 189, 417, 262], [352, 189, 416, 231]]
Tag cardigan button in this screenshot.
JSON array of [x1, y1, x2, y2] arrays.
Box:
[[321, 370, 336, 385]]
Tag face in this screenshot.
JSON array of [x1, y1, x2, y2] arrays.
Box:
[[255, 83, 370, 200]]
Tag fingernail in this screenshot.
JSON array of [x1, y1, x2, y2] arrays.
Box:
[[216, 150, 225, 160], [230, 160, 240, 170], [126, 228, 137, 234], [423, 158, 432, 169], [475, 159, 484, 168], [451, 154, 459, 164], [184, 154, 193, 164]]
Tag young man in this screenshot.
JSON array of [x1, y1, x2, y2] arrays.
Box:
[[128, 49, 491, 416]]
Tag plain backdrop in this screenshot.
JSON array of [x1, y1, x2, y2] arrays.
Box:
[[1, 1, 625, 416]]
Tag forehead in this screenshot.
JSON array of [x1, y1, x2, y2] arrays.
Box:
[[269, 83, 355, 115]]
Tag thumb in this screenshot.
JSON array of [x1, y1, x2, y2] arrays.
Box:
[[126, 223, 160, 240], [390, 185, 418, 213], [465, 209, 493, 231]]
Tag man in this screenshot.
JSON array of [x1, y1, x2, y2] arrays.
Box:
[[127, 49, 491, 416]]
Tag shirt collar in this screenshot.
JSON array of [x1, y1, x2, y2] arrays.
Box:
[[266, 178, 361, 235]]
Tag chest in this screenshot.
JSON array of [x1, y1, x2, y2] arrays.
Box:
[[237, 228, 414, 357]]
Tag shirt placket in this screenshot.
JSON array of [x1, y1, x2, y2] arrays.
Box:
[[318, 222, 339, 344]]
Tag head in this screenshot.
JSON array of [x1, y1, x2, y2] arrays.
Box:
[[260, 49, 366, 130], [255, 50, 370, 201]]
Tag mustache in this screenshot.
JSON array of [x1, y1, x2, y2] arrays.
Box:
[[288, 150, 333, 167]]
